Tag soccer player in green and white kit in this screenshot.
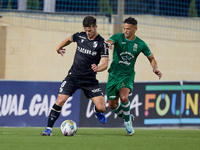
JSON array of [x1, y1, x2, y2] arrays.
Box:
[[106, 17, 162, 135]]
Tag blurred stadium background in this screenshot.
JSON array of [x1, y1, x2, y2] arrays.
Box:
[[1, 0, 200, 41], [0, 0, 200, 81]]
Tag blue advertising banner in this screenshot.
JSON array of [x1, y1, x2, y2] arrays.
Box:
[[1, 80, 200, 127], [0, 80, 81, 127], [79, 81, 183, 127]]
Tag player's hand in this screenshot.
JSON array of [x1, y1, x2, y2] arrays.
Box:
[[57, 47, 66, 56], [91, 64, 98, 72], [153, 69, 162, 80], [106, 42, 113, 50]]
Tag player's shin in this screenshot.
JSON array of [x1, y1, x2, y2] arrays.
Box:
[[47, 104, 62, 128], [121, 101, 130, 122], [112, 103, 124, 118]]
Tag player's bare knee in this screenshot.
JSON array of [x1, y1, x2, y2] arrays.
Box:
[[120, 95, 129, 104], [108, 101, 117, 109], [55, 100, 64, 107], [56, 95, 67, 107]]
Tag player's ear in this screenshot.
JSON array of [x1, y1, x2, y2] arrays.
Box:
[[134, 26, 137, 32]]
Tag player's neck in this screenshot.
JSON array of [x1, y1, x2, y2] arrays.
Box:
[[126, 34, 136, 41], [88, 32, 98, 40]]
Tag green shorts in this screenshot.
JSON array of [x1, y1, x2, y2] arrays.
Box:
[[106, 75, 135, 100]]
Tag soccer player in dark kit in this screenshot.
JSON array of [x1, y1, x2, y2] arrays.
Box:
[[41, 16, 109, 136]]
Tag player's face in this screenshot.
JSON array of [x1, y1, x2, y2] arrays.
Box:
[[84, 25, 97, 40], [123, 23, 137, 40]]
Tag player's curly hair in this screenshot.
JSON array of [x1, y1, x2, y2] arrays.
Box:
[[83, 15, 97, 27], [123, 17, 137, 25]]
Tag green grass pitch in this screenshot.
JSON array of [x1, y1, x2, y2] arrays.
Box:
[[0, 127, 200, 150]]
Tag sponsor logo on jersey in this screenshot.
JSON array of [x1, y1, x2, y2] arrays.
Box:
[[122, 42, 126, 44], [119, 61, 130, 65], [133, 43, 138, 51], [93, 41, 98, 48], [120, 52, 134, 61], [118, 52, 134, 66], [77, 46, 97, 56]]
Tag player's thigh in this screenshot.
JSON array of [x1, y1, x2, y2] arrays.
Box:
[[91, 95, 106, 112], [119, 87, 130, 104]]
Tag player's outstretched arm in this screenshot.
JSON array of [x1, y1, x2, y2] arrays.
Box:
[[91, 57, 109, 72], [148, 54, 162, 80], [56, 36, 73, 56], [106, 40, 113, 50]]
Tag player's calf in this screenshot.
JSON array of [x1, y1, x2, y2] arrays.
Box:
[[93, 105, 107, 124]]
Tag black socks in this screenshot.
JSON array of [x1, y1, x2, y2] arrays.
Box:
[[47, 104, 62, 128]]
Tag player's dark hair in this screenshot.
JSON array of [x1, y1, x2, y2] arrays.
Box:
[[123, 17, 137, 25], [83, 15, 97, 27]]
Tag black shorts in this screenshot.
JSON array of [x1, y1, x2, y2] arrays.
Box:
[[58, 74, 104, 98]]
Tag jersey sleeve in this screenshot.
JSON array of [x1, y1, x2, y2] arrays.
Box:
[[109, 33, 120, 44], [142, 42, 152, 57], [72, 32, 80, 42], [101, 41, 109, 58]]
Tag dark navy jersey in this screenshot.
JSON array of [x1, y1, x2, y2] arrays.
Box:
[[69, 32, 109, 78]]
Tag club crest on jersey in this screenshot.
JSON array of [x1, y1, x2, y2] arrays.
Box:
[[133, 43, 138, 52], [93, 41, 98, 48]]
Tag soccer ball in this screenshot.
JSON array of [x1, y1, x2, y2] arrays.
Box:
[[60, 120, 77, 136]]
